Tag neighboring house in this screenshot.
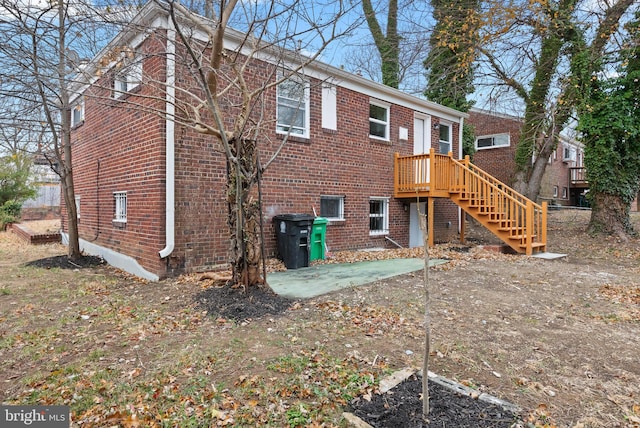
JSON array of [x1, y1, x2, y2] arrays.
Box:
[[539, 135, 587, 207], [21, 157, 60, 221], [467, 108, 521, 186], [468, 108, 587, 207], [64, 3, 468, 280]]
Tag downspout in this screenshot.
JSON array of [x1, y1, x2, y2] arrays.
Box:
[[159, 17, 175, 258]]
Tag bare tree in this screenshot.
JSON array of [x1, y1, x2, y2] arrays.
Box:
[[0, 0, 115, 258], [92, 0, 357, 286], [344, 0, 432, 94], [477, 0, 637, 200]]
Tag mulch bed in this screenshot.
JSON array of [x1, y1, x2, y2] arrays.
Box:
[[25, 255, 106, 270], [196, 285, 297, 322], [349, 373, 519, 427]]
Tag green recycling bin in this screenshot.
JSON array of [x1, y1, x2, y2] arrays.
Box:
[[310, 217, 328, 261]]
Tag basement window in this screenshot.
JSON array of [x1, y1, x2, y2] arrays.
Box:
[[113, 191, 127, 223], [369, 197, 389, 235], [320, 195, 344, 221]]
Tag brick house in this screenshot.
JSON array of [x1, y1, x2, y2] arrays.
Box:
[[468, 108, 587, 207], [64, 3, 467, 280]]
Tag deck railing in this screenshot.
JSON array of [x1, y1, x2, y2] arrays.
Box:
[[394, 149, 547, 255], [570, 167, 587, 185]]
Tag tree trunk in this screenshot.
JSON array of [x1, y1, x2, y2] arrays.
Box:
[[58, 0, 80, 261], [588, 192, 635, 239], [227, 138, 263, 287]]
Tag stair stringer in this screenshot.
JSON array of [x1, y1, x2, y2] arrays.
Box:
[[445, 158, 547, 255]]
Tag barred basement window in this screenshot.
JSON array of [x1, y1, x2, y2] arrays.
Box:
[[113, 191, 127, 223], [369, 197, 389, 235]]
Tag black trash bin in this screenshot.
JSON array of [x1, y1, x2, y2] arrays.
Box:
[[273, 214, 314, 269]]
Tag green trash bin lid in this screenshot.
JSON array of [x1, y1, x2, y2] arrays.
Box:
[[313, 217, 328, 225]]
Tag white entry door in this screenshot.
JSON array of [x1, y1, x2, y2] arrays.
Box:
[[410, 115, 431, 247], [413, 115, 431, 155]]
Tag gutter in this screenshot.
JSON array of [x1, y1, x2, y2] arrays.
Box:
[[159, 17, 176, 258]]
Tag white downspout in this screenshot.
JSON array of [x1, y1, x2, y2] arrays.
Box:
[[159, 17, 175, 258]]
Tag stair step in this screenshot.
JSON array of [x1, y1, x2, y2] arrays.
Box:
[[519, 242, 546, 249], [509, 234, 537, 241]]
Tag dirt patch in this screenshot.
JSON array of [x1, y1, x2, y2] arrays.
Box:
[[1, 210, 639, 427]]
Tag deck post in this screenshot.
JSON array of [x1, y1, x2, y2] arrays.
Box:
[[526, 200, 533, 256], [428, 197, 435, 247], [541, 201, 547, 250], [394, 152, 399, 196], [459, 210, 465, 244], [429, 148, 436, 189]]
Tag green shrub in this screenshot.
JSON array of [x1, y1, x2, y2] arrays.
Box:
[[0, 200, 22, 229]]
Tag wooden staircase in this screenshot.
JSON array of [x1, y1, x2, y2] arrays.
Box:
[[394, 149, 547, 255]]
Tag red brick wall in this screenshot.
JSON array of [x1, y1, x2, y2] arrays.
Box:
[[467, 110, 521, 186], [69, 29, 463, 278], [66, 32, 168, 277]]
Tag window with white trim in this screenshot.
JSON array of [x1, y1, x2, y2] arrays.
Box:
[[553, 186, 558, 198], [113, 57, 142, 98], [113, 191, 127, 223], [276, 77, 309, 137], [369, 197, 389, 235], [439, 123, 451, 154], [475, 133, 510, 150], [320, 195, 344, 221], [562, 187, 568, 199], [369, 101, 390, 140], [75, 195, 81, 219], [563, 145, 576, 162], [71, 99, 84, 127]]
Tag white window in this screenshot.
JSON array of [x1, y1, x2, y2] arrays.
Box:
[[71, 99, 84, 127], [563, 146, 576, 162], [438, 123, 451, 154], [276, 77, 309, 137], [321, 83, 337, 131], [369, 100, 390, 140], [553, 186, 558, 198], [369, 197, 389, 235], [320, 195, 344, 221], [113, 58, 142, 98], [75, 195, 81, 219], [562, 187, 568, 199], [113, 191, 127, 223], [475, 133, 510, 150]]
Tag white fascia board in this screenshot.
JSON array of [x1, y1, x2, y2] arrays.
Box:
[[75, 2, 466, 124]]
